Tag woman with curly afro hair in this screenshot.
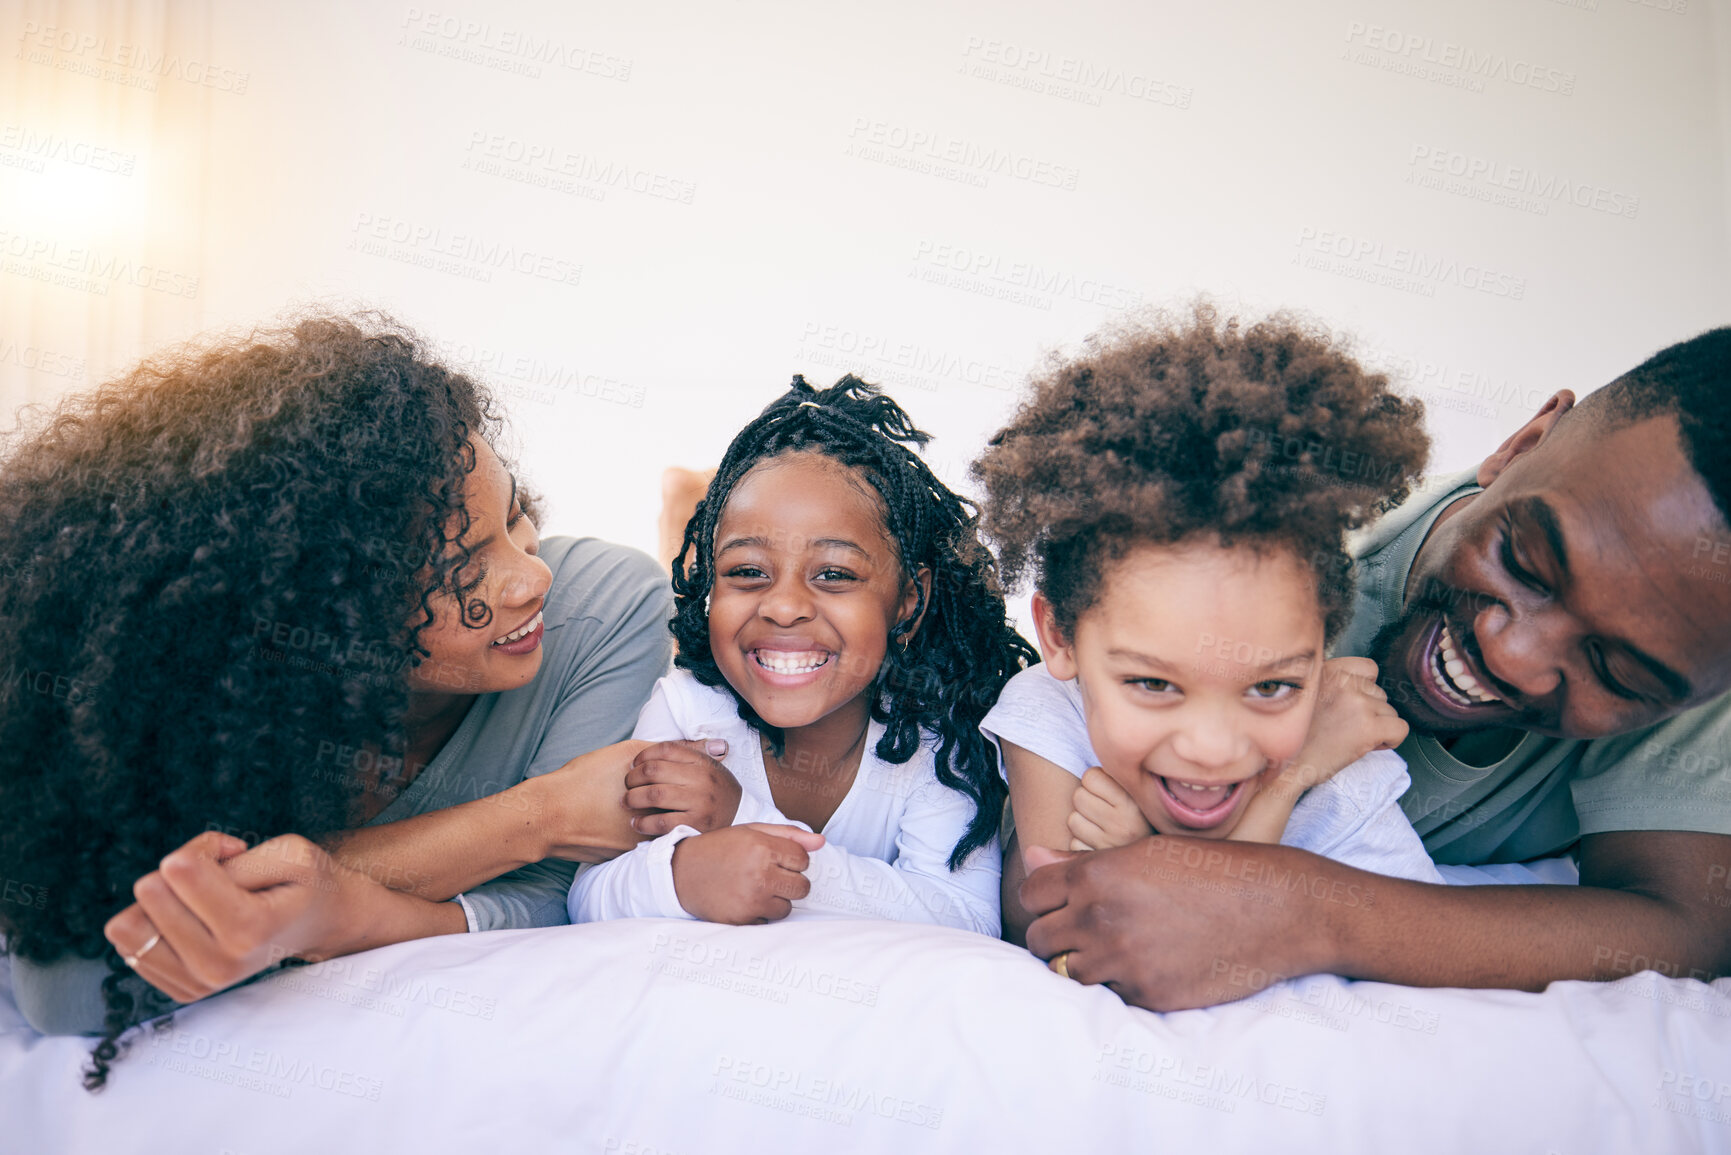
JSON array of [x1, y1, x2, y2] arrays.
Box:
[[970, 304, 1446, 951], [0, 313, 717, 1087]]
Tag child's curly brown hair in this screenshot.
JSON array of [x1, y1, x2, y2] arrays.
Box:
[[972, 303, 1431, 642]]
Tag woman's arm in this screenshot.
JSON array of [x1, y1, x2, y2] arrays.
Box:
[[320, 739, 653, 903], [97, 831, 467, 1011], [449, 544, 674, 932]]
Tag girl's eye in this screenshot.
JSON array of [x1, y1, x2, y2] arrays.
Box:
[[815, 568, 857, 582], [1249, 680, 1298, 701], [725, 564, 767, 580], [1128, 678, 1175, 694]]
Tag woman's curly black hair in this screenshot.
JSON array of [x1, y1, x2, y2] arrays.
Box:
[[669, 375, 1038, 868], [0, 312, 526, 1088], [973, 304, 1432, 642]]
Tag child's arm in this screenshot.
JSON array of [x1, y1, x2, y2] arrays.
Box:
[[791, 774, 1002, 936], [1000, 740, 1088, 945], [568, 822, 824, 923], [1233, 656, 1409, 845], [1300, 749, 1444, 883]]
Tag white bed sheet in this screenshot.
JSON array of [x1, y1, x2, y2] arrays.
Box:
[[2, 918, 1728, 1153]]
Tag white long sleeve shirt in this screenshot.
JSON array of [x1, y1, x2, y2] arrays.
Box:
[[566, 671, 1002, 934]]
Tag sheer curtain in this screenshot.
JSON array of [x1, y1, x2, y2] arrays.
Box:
[[1, 0, 216, 425]]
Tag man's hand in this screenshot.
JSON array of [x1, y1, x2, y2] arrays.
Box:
[[1020, 829, 1731, 1010], [103, 830, 462, 1005], [671, 824, 826, 925], [1020, 836, 1332, 1010], [1067, 767, 1152, 852], [626, 740, 742, 835]]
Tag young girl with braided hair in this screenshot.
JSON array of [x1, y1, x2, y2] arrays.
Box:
[[971, 306, 1448, 950], [568, 375, 1037, 931]]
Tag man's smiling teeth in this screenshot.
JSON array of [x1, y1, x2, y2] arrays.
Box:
[[492, 611, 542, 646], [1432, 622, 1500, 707], [755, 650, 829, 674]]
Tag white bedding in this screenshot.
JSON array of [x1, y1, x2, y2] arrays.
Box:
[[3, 918, 1729, 1153]]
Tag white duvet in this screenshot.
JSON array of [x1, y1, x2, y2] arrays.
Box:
[[2, 917, 1728, 1153]]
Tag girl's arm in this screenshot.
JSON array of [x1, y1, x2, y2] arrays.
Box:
[[1291, 750, 1444, 883], [567, 824, 706, 922], [788, 772, 1001, 936], [999, 740, 1082, 945], [1233, 656, 1409, 846], [569, 822, 823, 923]]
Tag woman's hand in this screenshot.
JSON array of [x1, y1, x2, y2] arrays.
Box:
[[524, 738, 741, 857], [626, 740, 741, 835], [670, 824, 826, 924], [103, 830, 463, 1005], [1067, 767, 1153, 852], [522, 739, 655, 862]]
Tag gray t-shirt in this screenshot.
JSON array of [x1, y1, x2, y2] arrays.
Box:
[[11, 536, 672, 1035], [1336, 471, 1731, 865]]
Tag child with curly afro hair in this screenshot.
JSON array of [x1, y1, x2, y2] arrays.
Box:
[[972, 304, 1446, 948]]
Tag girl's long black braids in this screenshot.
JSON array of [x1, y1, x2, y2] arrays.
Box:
[[670, 375, 1038, 868]]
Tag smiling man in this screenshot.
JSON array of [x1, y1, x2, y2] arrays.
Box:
[[1020, 327, 1731, 1007]]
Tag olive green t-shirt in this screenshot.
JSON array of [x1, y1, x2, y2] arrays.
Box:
[[1334, 470, 1731, 865]]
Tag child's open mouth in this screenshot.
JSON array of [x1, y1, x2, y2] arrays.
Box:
[[1157, 774, 1249, 829]]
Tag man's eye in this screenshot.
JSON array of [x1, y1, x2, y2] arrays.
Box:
[[1499, 516, 1549, 594], [1586, 641, 1644, 702]]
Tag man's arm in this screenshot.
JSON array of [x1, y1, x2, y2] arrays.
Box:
[[1021, 829, 1731, 1009]]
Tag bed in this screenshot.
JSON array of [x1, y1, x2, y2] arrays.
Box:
[[4, 908, 1729, 1153]]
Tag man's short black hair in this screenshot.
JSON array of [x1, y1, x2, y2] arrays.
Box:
[[1574, 327, 1731, 524]]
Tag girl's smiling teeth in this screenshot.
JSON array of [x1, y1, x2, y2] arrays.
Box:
[[492, 611, 543, 646], [1156, 774, 1254, 828], [753, 648, 832, 675]]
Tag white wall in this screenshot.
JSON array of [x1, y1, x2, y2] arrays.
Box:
[[4, 0, 1727, 580]]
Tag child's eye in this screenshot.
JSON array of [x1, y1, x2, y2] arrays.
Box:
[[1127, 678, 1175, 694], [1249, 680, 1298, 700], [815, 567, 857, 583], [724, 564, 767, 580]]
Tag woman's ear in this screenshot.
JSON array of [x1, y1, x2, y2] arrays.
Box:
[[895, 566, 934, 641], [1031, 592, 1079, 680]]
